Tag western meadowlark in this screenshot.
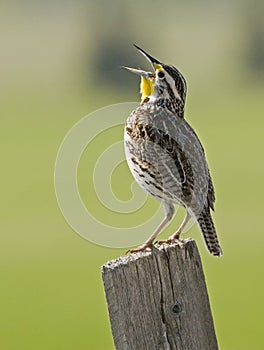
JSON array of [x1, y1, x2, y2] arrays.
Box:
[[123, 45, 223, 256]]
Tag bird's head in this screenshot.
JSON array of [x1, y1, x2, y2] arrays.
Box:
[[123, 45, 187, 117]]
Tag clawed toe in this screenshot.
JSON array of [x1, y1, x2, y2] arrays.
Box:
[[157, 237, 185, 249], [126, 243, 154, 254], [156, 238, 173, 244]]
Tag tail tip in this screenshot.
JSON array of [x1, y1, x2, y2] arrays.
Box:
[[211, 246, 223, 257]]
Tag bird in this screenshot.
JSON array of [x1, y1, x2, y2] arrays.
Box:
[[123, 45, 223, 256]]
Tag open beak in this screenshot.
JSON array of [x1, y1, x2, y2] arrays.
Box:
[[122, 45, 161, 103], [122, 45, 162, 78]]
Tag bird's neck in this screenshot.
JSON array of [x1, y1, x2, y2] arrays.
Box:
[[154, 96, 185, 118], [140, 90, 185, 118]]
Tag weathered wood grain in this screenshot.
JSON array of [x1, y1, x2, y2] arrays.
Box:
[[102, 239, 218, 350]]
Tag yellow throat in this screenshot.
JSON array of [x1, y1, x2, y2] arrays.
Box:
[[140, 76, 154, 103]]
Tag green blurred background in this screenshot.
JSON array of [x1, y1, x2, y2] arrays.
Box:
[[1, 1, 264, 349]]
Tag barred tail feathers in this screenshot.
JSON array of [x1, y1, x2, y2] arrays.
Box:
[[197, 208, 223, 256]]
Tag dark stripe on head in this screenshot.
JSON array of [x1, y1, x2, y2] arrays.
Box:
[[163, 64, 187, 101]]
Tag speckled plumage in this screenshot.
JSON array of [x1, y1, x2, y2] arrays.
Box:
[[124, 47, 223, 256]]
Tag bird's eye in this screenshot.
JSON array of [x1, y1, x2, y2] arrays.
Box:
[[157, 71, 165, 78]]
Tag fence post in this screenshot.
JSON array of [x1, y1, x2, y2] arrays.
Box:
[[102, 239, 218, 350]]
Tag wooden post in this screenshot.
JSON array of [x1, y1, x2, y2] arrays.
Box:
[[102, 239, 218, 350]]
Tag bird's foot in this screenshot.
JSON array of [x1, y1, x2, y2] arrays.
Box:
[[157, 236, 185, 249], [126, 242, 154, 254]]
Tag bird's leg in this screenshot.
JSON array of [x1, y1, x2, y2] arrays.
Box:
[[128, 203, 174, 253], [158, 211, 191, 247]]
